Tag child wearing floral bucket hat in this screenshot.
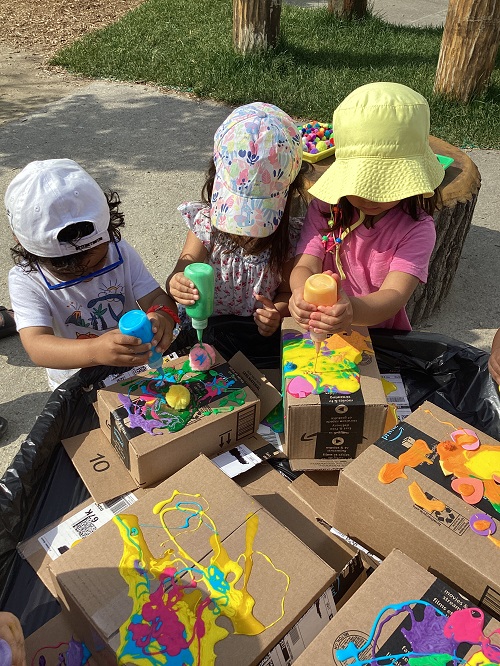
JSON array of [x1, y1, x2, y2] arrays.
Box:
[[290, 82, 445, 334], [6, 159, 179, 390], [167, 102, 311, 367]]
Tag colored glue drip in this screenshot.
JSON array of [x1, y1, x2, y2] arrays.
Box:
[[184, 263, 215, 342], [303, 273, 338, 371], [118, 309, 164, 374]]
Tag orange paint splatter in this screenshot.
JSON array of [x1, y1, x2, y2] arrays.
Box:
[[408, 481, 446, 513], [378, 439, 433, 484]]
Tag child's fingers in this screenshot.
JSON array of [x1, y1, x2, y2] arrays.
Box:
[[253, 293, 276, 311]]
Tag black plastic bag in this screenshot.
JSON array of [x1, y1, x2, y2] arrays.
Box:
[[369, 329, 500, 439], [1, 331, 499, 637]]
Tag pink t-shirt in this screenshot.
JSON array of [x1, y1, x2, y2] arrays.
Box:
[[296, 199, 436, 330]]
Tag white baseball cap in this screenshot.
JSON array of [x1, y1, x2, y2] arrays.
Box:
[[5, 159, 111, 257]]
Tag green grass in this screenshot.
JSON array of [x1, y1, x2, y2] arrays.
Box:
[[50, 0, 500, 148]]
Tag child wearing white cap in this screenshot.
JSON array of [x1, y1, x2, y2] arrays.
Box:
[[289, 82, 445, 334], [6, 159, 179, 390], [166, 102, 311, 367]]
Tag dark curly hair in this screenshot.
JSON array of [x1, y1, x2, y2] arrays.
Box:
[[10, 190, 125, 275], [201, 158, 313, 276]]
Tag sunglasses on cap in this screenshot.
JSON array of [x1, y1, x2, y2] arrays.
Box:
[[37, 240, 124, 291]]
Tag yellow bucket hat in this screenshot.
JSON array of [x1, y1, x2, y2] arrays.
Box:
[[308, 82, 445, 204]]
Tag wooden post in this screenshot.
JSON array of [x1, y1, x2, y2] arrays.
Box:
[[328, 0, 367, 18], [233, 0, 282, 54], [434, 0, 500, 102]]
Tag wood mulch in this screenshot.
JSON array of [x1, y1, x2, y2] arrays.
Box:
[[0, 0, 144, 59]]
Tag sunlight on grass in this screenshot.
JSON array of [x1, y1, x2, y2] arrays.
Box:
[[51, 0, 500, 148]]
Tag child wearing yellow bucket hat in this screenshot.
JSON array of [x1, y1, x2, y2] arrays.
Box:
[[290, 81, 445, 333]]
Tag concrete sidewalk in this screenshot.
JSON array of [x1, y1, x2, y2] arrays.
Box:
[[0, 0, 499, 477]]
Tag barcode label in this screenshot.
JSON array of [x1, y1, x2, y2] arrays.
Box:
[[72, 516, 98, 539], [257, 423, 282, 451], [288, 624, 300, 646], [39, 492, 138, 560], [236, 405, 257, 439], [102, 492, 137, 514], [481, 586, 500, 619]]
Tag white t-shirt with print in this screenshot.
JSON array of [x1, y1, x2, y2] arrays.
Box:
[[9, 239, 159, 390]]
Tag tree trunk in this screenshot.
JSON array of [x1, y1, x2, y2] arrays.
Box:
[[434, 0, 500, 102], [233, 0, 282, 54], [328, 0, 367, 18]]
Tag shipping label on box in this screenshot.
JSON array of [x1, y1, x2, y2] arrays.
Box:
[[333, 401, 500, 617], [50, 455, 336, 666], [281, 319, 387, 471], [295, 549, 500, 665], [97, 351, 280, 486]]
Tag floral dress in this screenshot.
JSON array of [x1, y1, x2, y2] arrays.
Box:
[[178, 202, 303, 320]]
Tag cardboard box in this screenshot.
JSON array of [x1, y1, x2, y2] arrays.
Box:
[[97, 351, 280, 486], [25, 611, 97, 665], [295, 548, 500, 665], [237, 463, 367, 609], [281, 319, 387, 471], [49, 455, 337, 666], [333, 401, 500, 617], [18, 489, 146, 596]]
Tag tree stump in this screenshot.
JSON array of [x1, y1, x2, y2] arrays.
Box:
[[299, 136, 481, 327], [233, 0, 282, 54], [434, 0, 500, 102]]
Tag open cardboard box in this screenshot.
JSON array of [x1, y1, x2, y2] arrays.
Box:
[[93, 350, 280, 487], [295, 548, 500, 665], [333, 401, 500, 618], [281, 319, 387, 471], [49, 455, 338, 666]]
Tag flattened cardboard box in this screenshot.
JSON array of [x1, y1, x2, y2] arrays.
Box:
[[97, 350, 280, 486], [237, 463, 366, 609], [333, 401, 500, 617], [49, 455, 336, 666], [281, 319, 387, 471], [25, 611, 98, 665], [295, 548, 500, 665]]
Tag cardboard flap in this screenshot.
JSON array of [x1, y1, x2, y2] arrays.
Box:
[[62, 429, 139, 503], [229, 351, 281, 418], [289, 471, 340, 526]]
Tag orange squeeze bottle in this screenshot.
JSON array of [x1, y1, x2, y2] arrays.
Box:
[[303, 273, 338, 356]]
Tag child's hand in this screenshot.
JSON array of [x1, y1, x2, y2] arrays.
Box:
[[90, 329, 153, 367], [289, 287, 316, 331], [309, 286, 354, 335], [0, 612, 26, 666], [253, 294, 281, 337], [169, 272, 199, 306], [147, 311, 175, 354]]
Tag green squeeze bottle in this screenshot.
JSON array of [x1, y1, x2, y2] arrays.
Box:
[[184, 263, 215, 342]]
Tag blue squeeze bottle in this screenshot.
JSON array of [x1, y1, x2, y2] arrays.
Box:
[[118, 309, 164, 370]]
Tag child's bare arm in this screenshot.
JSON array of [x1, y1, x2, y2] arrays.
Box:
[[166, 231, 208, 305], [19, 326, 153, 370], [489, 328, 500, 384], [311, 271, 419, 333]]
